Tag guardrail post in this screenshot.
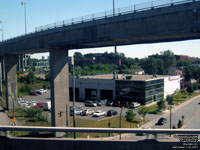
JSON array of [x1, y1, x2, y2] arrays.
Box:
[[105, 11, 107, 18], [118, 8, 120, 15], [92, 14, 94, 21], [71, 18, 73, 25], [63, 20, 65, 26], [134, 4, 136, 12], [171, 0, 173, 4], [82, 16, 83, 23]]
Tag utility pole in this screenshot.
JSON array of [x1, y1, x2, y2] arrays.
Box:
[[21, 1, 27, 34], [72, 56, 76, 139], [113, 0, 117, 63]]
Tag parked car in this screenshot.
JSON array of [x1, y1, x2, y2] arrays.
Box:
[[70, 106, 83, 116], [113, 101, 120, 107], [107, 110, 118, 116], [30, 91, 39, 96], [81, 109, 94, 116], [85, 101, 97, 107], [25, 102, 33, 109], [34, 102, 44, 108], [120, 101, 129, 107], [156, 118, 167, 125], [35, 90, 42, 95], [30, 101, 37, 107], [39, 89, 47, 93], [129, 102, 141, 108], [43, 101, 51, 110], [17, 98, 26, 106], [106, 100, 113, 106], [94, 101, 102, 106], [93, 110, 106, 117], [17, 98, 25, 104]]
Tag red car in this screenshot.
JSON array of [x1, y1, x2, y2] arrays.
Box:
[[34, 102, 44, 108], [113, 101, 120, 107]]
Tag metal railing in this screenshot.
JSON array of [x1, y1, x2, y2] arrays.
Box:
[[0, 126, 200, 134], [35, 0, 197, 32], [1, 0, 199, 43]]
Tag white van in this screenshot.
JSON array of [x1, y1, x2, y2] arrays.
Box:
[[44, 101, 51, 110]]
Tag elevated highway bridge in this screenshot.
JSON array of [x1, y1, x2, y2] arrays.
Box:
[[0, 0, 200, 136]]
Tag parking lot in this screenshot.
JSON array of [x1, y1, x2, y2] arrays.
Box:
[[21, 90, 137, 121]]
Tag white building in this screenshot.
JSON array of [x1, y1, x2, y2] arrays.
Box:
[[69, 74, 181, 104]]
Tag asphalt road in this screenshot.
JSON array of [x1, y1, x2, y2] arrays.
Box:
[[153, 96, 200, 129], [118, 95, 200, 141]]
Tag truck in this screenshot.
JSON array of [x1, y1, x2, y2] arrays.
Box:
[[43, 101, 51, 110]]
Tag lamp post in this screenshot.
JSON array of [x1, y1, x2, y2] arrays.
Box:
[[21, 1, 27, 34], [72, 56, 76, 139], [0, 21, 4, 41], [112, 0, 117, 62], [166, 95, 173, 129], [113, 0, 115, 15], [119, 106, 123, 140]]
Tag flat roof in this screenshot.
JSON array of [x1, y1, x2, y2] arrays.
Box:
[[79, 74, 166, 81]]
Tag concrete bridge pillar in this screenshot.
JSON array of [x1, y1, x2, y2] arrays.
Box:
[[5, 54, 18, 111], [50, 48, 70, 134]]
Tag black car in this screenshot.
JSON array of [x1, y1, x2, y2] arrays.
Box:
[[107, 110, 118, 116], [106, 100, 113, 106], [156, 117, 167, 125]]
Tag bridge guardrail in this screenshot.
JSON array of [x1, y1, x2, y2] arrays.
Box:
[[0, 126, 200, 134]]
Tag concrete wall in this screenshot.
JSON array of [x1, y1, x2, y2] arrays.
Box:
[[0, 137, 190, 150], [164, 75, 181, 98], [69, 77, 115, 101]]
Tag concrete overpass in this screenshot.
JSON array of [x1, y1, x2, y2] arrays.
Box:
[[0, 0, 200, 133]]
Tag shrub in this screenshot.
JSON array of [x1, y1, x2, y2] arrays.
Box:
[[19, 85, 32, 94], [187, 85, 194, 94], [25, 107, 42, 118], [125, 110, 136, 122]]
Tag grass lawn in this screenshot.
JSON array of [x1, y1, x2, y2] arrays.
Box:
[[67, 116, 144, 138]]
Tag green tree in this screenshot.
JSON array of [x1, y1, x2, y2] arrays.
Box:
[[25, 107, 42, 118], [166, 95, 173, 105], [157, 99, 166, 112], [125, 110, 136, 122], [26, 71, 36, 83], [138, 106, 149, 121], [160, 50, 176, 74], [187, 85, 194, 94], [74, 52, 83, 58]]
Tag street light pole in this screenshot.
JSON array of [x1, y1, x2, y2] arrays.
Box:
[[21, 1, 27, 34], [112, 0, 117, 62], [113, 0, 115, 16], [119, 106, 123, 140], [72, 56, 76, 139]]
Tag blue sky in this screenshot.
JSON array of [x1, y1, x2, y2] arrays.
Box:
[[0, 0, 200, 59]]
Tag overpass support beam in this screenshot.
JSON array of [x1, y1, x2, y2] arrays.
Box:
[[50, 48, 70, 136], [5, 54, 18, 111]]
